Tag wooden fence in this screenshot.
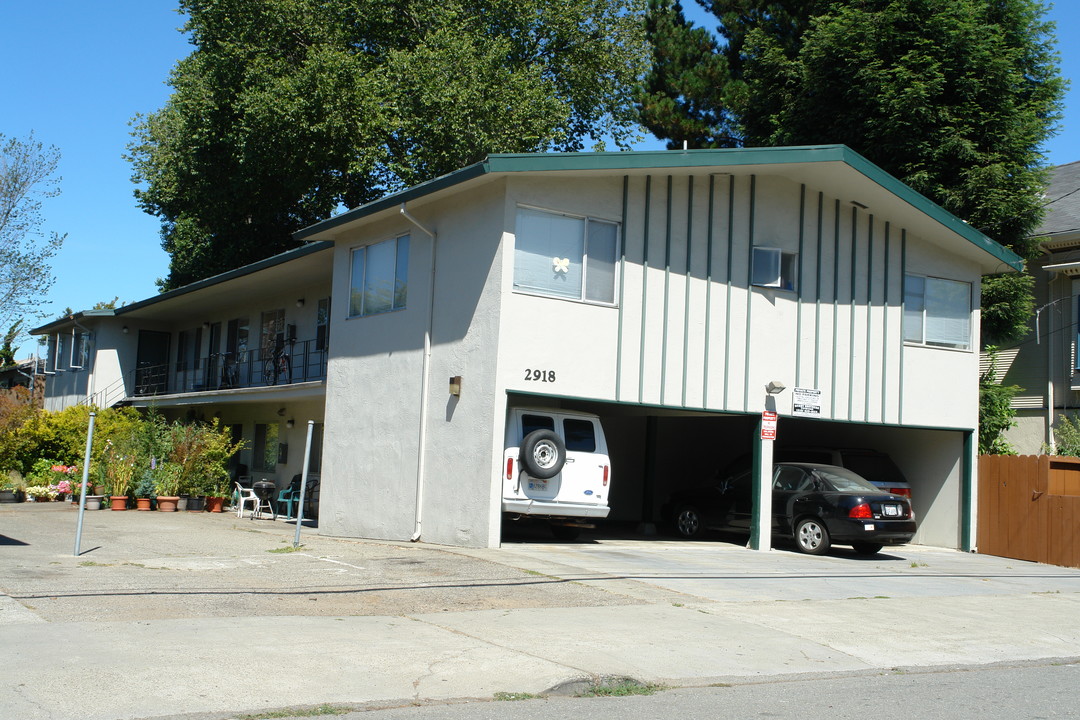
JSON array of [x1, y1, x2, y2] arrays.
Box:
[[977, 454, 1080, 569]]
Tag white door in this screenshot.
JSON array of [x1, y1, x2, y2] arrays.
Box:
[[552, 414, 609, 507]]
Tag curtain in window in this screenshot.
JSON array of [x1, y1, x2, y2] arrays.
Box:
[[925, 277, 970, 348], [903, 275, 925, 343], [349, 236, 409, 317], [585, 221, 617, 303], [514, 208, 585, 300]]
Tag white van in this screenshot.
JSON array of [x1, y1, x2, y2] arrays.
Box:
[[501, 408, 612, 539]]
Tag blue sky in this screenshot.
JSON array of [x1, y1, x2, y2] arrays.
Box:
[[2, 1, 1079, 357]]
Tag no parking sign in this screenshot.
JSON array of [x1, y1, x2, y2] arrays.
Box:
[[761, 410, 778, 440]]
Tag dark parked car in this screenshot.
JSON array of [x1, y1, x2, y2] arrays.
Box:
[[774, 447, 912, 498], [666, 462, 916, 555]]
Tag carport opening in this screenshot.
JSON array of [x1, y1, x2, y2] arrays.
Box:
[[501, 393, 966, 550]]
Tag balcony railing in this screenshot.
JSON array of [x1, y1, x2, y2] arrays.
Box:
[[132, 339, 327, 397]]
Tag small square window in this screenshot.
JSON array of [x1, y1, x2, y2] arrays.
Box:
[[904, 274, 971, 350], [752, 247, 797, 290]]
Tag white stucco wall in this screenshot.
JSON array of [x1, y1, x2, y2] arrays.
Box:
[[320, 182, 508, 546]]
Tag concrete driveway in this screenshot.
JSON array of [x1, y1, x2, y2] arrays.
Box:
[[3, 504, 1080, 720], [482, 527, 1080, 604]]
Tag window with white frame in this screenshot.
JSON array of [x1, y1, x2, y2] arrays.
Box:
[[513, 206, 618, 304], [71, 332, 90, 369], [349, 235, 410, 317], [752, 247, 797, 290], [904, 274, 971, 350]]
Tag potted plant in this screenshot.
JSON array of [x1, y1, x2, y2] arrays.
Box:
[[91, 463, 108, 496], [105, 444, 136, 510], [25, 485, 55, 502], [133, 470, 156, 510], [204, 473, 233, 513], [166, 420, 243, 513], [25, 459, 60, 501], [181, 470, 204, 512], [49, 465, 79, 502], [152, 462, 182, 512], [0, 472, 26, 503]]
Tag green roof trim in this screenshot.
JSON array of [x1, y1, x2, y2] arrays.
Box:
[[31, 309, 116, 335], [293, 145, 1023, 271], [30, 241, 334, 335]]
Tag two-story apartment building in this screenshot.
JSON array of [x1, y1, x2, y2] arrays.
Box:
[[298, 146, 1018, 550], [32, 241, 333, 486], [35, 147, 1021, 550]]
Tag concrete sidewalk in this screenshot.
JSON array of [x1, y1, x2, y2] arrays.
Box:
[[2, 503, 1080, 720]]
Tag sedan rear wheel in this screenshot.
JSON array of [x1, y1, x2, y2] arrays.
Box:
[[675, 506, 703, 539], [794, 517, 830, 555]]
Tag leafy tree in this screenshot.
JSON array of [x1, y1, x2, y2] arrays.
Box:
[[0, 385, 36, 474], [639, 1, 735, 147], [642, 0, 1064, 341], [641, 0, 828, 147], [979, 347, 1020, 455], [981, 272, 1035, 346], [129, 0, 648, 289], [1050, 414, 1080, 457], [91, 296, 122, 310], [0, 321, 20, 369], [0, 132, 66, 329]]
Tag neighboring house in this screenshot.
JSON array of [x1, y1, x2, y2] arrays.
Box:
[[34, 146, 1021, 551], [0, 357, 43, 391], [995, 161, 1080, 454], [31, 241, 333, 486]]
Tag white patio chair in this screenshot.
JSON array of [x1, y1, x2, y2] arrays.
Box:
[[235, 482, 260, 519]]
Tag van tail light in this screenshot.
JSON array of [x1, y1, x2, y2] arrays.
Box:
[[889, 487, 911, 498], [506, 457, 514, 480], [603, 465, 609, 487], [849, 503, 873, 519]]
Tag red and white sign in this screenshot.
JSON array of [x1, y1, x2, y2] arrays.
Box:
[[761, 410, 778, 440]]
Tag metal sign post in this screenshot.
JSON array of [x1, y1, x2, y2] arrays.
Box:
[[293, 420, 315, 548], [73, 412, 96, 556]]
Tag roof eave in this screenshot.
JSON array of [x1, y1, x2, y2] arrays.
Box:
[[292, 146, 1022, 271]]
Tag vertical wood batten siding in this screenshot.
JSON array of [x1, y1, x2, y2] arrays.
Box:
[[616, 172, 906, 420]]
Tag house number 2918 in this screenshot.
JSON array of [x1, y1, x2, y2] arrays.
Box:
[[525, 369, 556, 382]]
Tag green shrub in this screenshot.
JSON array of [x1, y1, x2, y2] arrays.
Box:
[[1051, 414, 1080, 457]]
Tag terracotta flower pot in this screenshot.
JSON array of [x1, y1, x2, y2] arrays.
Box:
[[136, 497, 152, 511], [109, 496, 128, 511], [156, 496, 180, 512], [206, 496, 225, 513]]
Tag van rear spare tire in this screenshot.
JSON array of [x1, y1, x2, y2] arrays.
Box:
[[520, 429, 566, 479]]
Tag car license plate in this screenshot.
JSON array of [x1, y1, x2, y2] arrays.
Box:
[[527, 479, 548, 492], [882, 504, 900, 517]]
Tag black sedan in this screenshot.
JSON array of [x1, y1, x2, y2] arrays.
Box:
[[666, 462, 916, 555]]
